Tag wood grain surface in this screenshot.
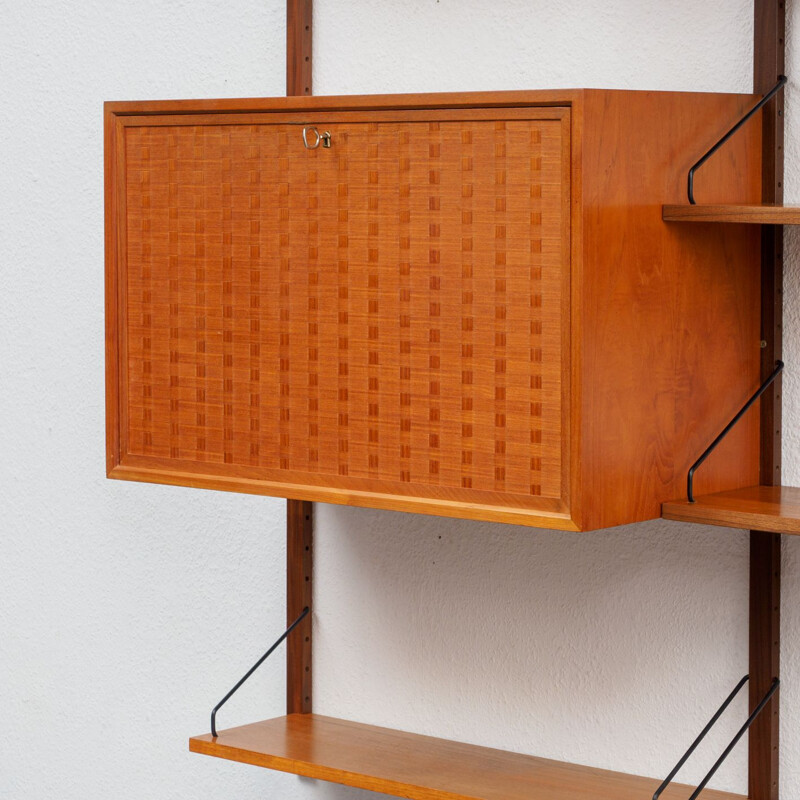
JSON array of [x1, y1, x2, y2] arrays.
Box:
[[662, 485, 800, 534], [104, 90, 584, 117], [114, 105, 571, 521], [106, 88, 763, 530], [286, 499, 312, 714], [577, 89, 761, 530], [285, 0, 314, 717], [750, 3, 785, 797], [663, 204, 800, 224], [189, 714, 745, 800], [749, 530, 781, 798], [286, 0, 312, 97]]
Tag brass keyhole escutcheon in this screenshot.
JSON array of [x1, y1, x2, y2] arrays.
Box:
[[302, 126, 332, 149]]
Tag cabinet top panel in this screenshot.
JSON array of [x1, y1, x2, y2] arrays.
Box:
[[104, 88, 756, 118]]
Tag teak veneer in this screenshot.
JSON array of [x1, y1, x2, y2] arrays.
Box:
[[189, 714, 745, 800], [663, 204, 800, 224], [662, 485, 800, 534], [106, 88, 763, 531]]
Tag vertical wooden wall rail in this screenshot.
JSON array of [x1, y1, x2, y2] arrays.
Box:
[[287, 0, 313, 97], [287, 499, 313, 714], [286, 0, 314, 716], [751, 1, 783, 798], [750, 532, 781, 800], [756, 1, 785, 483]]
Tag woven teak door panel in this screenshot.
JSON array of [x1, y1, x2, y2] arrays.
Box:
[[118, 108, 571, 517]]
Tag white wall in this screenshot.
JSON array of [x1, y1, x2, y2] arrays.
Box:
[[1, 1, 798, 798]]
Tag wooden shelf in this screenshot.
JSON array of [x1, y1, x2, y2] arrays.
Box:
[[662, 204, 800, 224], [662, 485, 800, 534], [190, 713, 744, 800]]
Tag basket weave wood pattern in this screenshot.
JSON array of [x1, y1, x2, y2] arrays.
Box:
[[123, 111, 567, 505]]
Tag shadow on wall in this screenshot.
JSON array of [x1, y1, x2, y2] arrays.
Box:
[[313, 503, 752, 783]]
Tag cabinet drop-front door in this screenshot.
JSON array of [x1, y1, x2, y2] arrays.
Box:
[[111, 107, 572, 527]]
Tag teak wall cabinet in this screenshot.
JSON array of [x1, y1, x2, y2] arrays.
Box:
[[106, 89, 763, 532]]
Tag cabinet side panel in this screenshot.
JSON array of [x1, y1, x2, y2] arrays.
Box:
[[105, 108, 120, 474], [580, 91, 762, 530]]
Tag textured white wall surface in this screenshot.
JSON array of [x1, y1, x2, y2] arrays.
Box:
[[1, 1, 799, 798]]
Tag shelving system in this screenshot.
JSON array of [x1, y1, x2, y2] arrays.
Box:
[[234, 0, 786, 789], [104, 1, 793, 797], [271, 2, 782, 797]]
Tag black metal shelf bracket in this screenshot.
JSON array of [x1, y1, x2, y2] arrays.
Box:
[[687, 360, 783, 503], [653, 675, 780, 800], [210, 606, 309, 737], [687, 74, 787, 204]]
